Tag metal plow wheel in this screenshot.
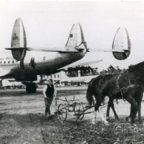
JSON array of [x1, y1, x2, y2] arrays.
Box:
[[58, 104, 67, 122], [74, 102, 84, 121]]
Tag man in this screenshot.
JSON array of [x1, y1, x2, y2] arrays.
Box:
[[43, 79, 57, 117]]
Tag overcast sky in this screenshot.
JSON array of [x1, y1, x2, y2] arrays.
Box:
[[0, 1, 144, 71]]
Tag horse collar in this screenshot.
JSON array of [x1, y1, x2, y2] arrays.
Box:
[[116, 74, 126, 101], [116, 74, 121, 89]]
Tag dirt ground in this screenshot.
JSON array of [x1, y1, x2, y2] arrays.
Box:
[[0, 87, 144, 144]]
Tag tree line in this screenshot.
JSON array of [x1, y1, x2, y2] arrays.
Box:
[[66, 65, 126, 77]]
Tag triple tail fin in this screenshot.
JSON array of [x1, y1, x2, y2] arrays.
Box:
[[11, 18, 27, 48], [112, 27, 131, 60], [7, 18, 27, 69], [65, 23, 87, 51]]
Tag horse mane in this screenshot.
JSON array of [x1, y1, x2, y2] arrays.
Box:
[[128, 61, 144, 73]]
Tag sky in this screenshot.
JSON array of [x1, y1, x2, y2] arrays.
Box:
[[0, 0, 144, 71]]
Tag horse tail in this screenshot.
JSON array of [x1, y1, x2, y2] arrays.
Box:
[[86, 79, 94, 106]]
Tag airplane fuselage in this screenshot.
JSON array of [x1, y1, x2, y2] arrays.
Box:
[[0, 50, 86, 81]]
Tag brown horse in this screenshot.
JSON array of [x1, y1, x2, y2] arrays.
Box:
[[86, 61, 144, 124], [106, 85, 143, 122]]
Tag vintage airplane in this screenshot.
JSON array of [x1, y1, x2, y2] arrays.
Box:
[[0, 18, 131, 93]]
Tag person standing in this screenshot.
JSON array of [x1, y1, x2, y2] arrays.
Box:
[[43, 79, 57, 117]]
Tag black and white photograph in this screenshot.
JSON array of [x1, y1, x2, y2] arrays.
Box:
[[0, 0, 144, 143]]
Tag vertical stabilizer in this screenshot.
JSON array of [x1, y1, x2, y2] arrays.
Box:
[[10, 18, 27, 69], [11, 18, 27, 48], [65, 23, 87, 50], [112, 27, 131, 60]]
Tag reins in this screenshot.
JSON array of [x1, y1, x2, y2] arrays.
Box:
[[116, 74, 132, 102]]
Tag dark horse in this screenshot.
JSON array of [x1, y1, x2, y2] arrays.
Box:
[[106, 85, 143, 122], [86, 61, 144, 124]]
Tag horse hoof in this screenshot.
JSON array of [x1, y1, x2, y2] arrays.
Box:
[[105, 122, 109, 126], [126, 117, 131, 122], [131, 123, 137, 127], [116, 118, 120, 121], [103, 121, 109, 126], [139, 120, 142, 124], [106, 117, 110, 121], [91, 121, 96, 125], [91, 118, 96, 125]]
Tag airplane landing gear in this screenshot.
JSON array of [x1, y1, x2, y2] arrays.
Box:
[[26, 83, 37, 93]]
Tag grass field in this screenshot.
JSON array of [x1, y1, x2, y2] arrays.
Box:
[[0, 113, 144, 144], [0, 88, 144, 144]]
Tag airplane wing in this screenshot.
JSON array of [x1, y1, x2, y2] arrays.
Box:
[[58, 59, 103, 70]]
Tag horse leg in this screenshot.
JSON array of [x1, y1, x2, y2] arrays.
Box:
[[128, 103, 141, 122], [91, 110, 97, 125], [99, 106, 109, 125], [138, 102, 142, 122], [126, 105, 133, 122], [92, 96, 108, 125], [137, 91, 143, 123], [110, 100, 119, 120], [106, 100, 111, 119], [91, 98, 100, 125], [96, 96, 109, 125], [125, 95, 138, 124], [106, 98, 119, 120], [128, 92, 143, 123]]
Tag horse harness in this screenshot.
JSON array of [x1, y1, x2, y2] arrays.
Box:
[[116, 74, 132, 102]]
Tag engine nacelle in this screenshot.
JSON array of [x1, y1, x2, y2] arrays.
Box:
[[112, 27, 131, 60]]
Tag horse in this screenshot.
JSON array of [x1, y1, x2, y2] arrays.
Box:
[[106, 84, 143, 122], [86, 61, 144, 124]]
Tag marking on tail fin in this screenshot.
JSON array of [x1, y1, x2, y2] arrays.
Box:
[[65, 23, 86, 50]]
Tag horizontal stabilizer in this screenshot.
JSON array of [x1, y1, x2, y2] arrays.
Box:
[[26, 47, 79, 53], [88, 48, 124, 52], [5, 47, 26, 50], [5, 47, 80, 53], [7, 47, 124, 53]]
